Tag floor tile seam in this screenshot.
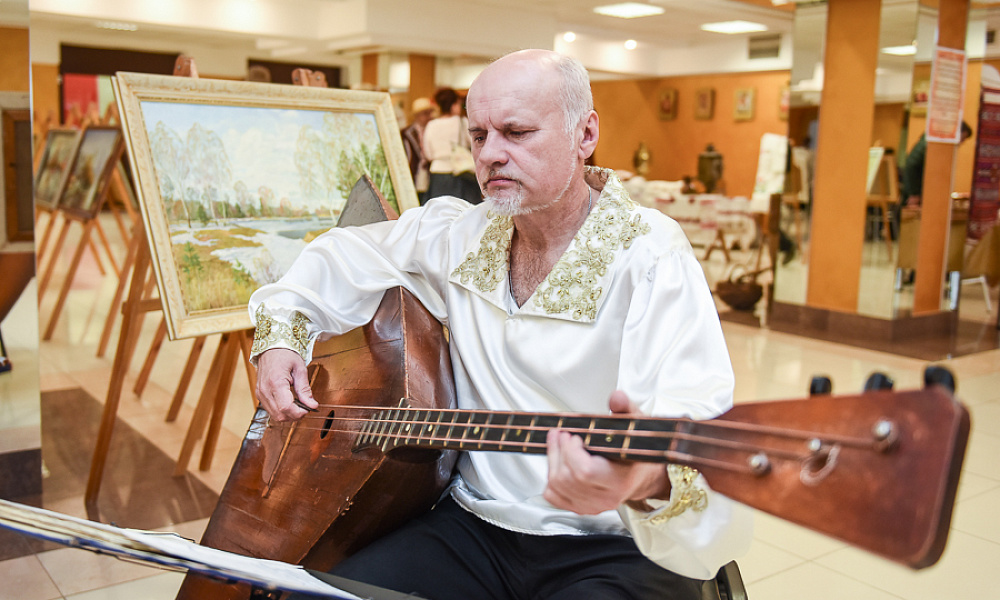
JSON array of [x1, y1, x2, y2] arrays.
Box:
[[946, 523, 1000, 547], [749, 534, 847, 563], [955, 479, 1000, 502], [796, 558, 909, 599], [37, 550, 159, 598]]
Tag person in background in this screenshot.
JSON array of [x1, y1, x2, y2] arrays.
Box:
[[252, 49, 751, 600], [902, 121, 973, 207], [422, 87, 482, 205], [401, 97, 435, 204]]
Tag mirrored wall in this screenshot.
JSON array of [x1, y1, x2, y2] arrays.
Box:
[[777, 0, 922, 319], [778, 0, 993, 319]]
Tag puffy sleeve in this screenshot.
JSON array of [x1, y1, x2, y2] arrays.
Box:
[[615, 245, 754, 580], [248, 197, 466, 364]]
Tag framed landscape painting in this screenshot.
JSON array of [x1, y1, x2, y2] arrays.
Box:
[[34, 128, 82, 211], [113, 72, 418, 340], [58, 126, 125, 220]]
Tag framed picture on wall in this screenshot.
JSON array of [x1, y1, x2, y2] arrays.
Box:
[[779, 85, 790, 121], [695, 88, 715, 120], [113, 72, 418, 340], [734, 87, 756, 121], [658, 88, 678, 121]]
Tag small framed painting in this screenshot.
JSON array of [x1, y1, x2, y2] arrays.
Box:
[[695, 88, 715, 120], [734, 87, 756, 122], [658, 88, 678, 121]]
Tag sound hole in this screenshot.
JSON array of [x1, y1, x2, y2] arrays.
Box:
[[321, 409, 336, 439]]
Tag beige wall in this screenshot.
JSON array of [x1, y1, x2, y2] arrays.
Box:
[[592, 70, 790, 198]]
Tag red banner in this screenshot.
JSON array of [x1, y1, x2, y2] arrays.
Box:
[[968, 87, 1000, 241]]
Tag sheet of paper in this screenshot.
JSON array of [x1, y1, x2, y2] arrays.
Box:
[[0, 500, 362, 599]]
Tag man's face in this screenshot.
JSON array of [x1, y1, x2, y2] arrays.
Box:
[[466, 59, 580, 215]]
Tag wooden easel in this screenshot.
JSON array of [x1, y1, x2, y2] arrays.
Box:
[[86, 56, 260, 507], [41, 130, 127, 340], [866, 152, 900, 257]]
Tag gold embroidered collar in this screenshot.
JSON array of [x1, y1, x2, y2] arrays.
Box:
[[450, 168, 650, 321]]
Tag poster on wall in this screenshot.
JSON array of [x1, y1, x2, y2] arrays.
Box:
[[967, 87, 1000, 242], [925, 46, 967, 143]]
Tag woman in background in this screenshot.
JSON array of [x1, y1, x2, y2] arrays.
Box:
[[422, 87, 482, 205]]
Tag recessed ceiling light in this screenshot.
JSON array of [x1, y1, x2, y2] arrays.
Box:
[[624, 39, 638, 50], [563, 31, 577, 43], [593, 3, 665, 19], [700, 20, 768, 34], [882, 44, 917, 56]]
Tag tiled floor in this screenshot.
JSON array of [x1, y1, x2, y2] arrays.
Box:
[[1, 213, 999, 599]]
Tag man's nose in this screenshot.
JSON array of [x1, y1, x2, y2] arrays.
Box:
[[476, 134, 508, 167]]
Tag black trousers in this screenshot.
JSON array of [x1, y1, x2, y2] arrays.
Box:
[[292, 496, 704, 600]]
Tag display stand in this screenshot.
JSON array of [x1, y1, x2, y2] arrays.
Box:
[[0, 499, 419, 600], [87, 56, 257, 506], [866, 151, 899, 258], [41, 131, 126, 341]]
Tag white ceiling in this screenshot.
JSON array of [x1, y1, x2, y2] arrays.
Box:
[[19, 0, 795, 80]]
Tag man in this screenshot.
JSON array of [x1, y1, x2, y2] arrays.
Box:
[[250, 49, 752, 600], [401, 97, 435, 203], [902, 121, 973, 206]]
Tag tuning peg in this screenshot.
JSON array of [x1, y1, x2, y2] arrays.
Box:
[[864, 372, 894, 391], [924, 365, 956, 394], [809, 376, 832, 396]]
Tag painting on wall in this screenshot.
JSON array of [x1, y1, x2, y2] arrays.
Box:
[[695, 88, 715, 120], [734, 87, 756, 122], [113, 72, 418, 339], [658, 88, 678, 121], [57, 126, 124, 220], [34, 128, 83, 211], [779, 85, 790, 121]]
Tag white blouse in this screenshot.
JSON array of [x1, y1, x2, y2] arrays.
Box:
[[421, 115, 466, 174], [249, 168, 753, 580]]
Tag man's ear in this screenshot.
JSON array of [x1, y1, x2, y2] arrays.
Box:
[[579, 111, 599, 160]]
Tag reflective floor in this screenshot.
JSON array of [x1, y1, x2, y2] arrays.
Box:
[[1, 214, 999, 599]]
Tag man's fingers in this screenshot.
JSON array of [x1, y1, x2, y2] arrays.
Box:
[[289, 362, 319, 410]]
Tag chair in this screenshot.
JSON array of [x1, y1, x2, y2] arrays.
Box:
[[702, 561, 748, 600]]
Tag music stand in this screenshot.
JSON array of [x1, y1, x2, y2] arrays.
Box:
[[0, 500, 423, 600]]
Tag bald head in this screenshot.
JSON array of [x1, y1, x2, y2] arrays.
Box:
[[470, 50, 593, 135]]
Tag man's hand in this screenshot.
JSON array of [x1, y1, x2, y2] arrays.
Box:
[[255, 348, 318, 422], [543, 391, 670, 515]]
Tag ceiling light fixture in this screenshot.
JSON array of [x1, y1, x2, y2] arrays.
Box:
[[563, 32, 577, 43], [96, 21, 138, 31], [593, 3, 665, 19], [882, 44, 917, 56], [700, 20, 768, 34], [624, 39, 638, 50]]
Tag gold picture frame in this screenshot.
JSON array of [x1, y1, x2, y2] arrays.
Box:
[[114, 72, 418, 340], [658, 88, 678, 121], [695, 88, 715, 120], [734, 87, 756, 122], [58, 126, 125, 220], [33, 128, 82, 212]]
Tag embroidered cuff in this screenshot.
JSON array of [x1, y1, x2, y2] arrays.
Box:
[[251, 305, 311, 362], [642, 465, 708, 525]]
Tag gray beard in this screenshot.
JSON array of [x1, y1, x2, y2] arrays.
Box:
[[483, 154, 578, 217]]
